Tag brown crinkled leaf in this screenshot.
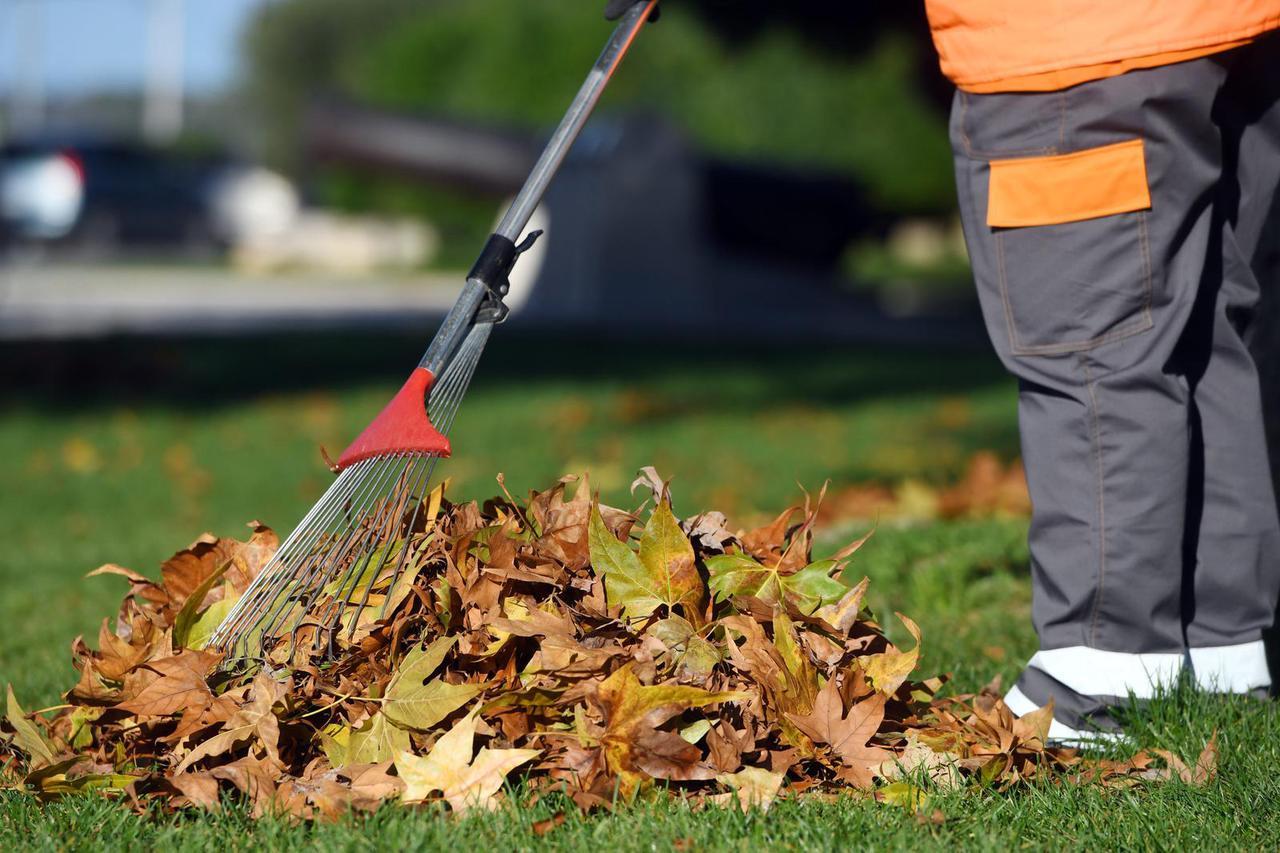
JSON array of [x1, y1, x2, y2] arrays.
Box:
[[210, 755, 284, 819], [681, 510, 734, 553], [116, 649, 221, 718], [630, 466, 670, 505], [532, 811, 567, 836], [169, 772, 221, 811], [174, 673, 288, 773], [786, 680, 893, 788], [1153, 732, 1218, 786], [93, 619, 156, 681]]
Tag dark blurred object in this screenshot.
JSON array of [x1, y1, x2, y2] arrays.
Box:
[[306, 101, 538, 196], [604, 0, 658, 22], [306, 100, 886, 272], [701, 160, 878, 269], [0, 138, 246, 253]]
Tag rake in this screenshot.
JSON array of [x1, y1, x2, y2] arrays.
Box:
[[207, 1, 659, 664]]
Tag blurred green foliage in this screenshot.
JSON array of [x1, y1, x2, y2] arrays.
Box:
[[243, 0, 953, 216]]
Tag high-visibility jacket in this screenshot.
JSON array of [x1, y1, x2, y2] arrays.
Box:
[[926, 0, 1280, 92]]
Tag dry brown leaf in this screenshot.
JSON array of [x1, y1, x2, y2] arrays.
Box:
[[786, 681, 892, 788], [116, 650, 221, 718], [531, 811, 567, 835]]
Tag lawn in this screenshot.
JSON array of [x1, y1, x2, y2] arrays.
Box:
[[2, 333, 1277, 850]]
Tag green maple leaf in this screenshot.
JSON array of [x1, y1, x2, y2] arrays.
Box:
[[589, 501, 704, 621], [705, 553, 850, 615], [342, 710, 411, 767], [381, 637, 482, 732]]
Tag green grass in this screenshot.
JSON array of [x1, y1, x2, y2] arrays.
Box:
[[2, 335, 1277, 849], [4, 687, 1278, 851]]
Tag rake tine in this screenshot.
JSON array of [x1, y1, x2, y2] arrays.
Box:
[[374, 459, 444, 618], [268, 454, 414, 658], [315, 457, 427, 647], [239, 459, 395, 643], [223, 455, 399, 660], [343, 457, 437, 641], [210, 460, 369, 656]]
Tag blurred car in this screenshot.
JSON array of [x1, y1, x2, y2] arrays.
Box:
[[0, 139, 298, 254]]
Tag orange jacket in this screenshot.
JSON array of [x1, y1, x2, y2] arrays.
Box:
[[926, 0, 1280, 92]]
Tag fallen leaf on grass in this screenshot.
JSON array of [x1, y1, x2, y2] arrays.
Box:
[[1152, 732, 1218, 786], [396, 711, 539, 813], [786, 681, 892, 788], [711, 767, 785, 812], [5, 687, 55, 768], [175, 674, 288, 773], [531, 811, 566, 835]]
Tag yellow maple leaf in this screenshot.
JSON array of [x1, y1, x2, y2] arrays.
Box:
[[395, 710, 539, 813], [863, 612, 923, 696]]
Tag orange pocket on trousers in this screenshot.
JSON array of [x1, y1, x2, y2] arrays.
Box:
[[987, 139, 1151, 228]]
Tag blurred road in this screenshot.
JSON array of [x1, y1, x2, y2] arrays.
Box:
[[0, 260, 987, 347], [0, 263, 464, 339]]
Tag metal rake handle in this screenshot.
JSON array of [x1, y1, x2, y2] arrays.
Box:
[[418, 0, 659, 377]]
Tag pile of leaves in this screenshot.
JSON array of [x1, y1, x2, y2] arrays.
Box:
[[2, 470, 1192, 820]]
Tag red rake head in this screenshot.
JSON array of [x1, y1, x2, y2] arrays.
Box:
[[336, 367, 451, 470]]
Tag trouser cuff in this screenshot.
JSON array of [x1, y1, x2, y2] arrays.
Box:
[[1024, 646, 1184, 700], [1188, 641, 1271, 693], [1005, 646, 1186, 740]]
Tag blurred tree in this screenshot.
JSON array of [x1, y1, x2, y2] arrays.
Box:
[[242, 0, 953, 215], [242, 0, 423, 169]]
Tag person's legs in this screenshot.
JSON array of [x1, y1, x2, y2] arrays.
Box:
[[950, 56, 1248, 738], [1184, 35, 1280, 693]]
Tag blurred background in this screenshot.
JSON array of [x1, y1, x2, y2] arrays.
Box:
[[0, 1, 1275, 703]]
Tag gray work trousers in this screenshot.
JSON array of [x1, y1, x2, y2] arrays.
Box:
[[951, 35, 1280, 731]]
